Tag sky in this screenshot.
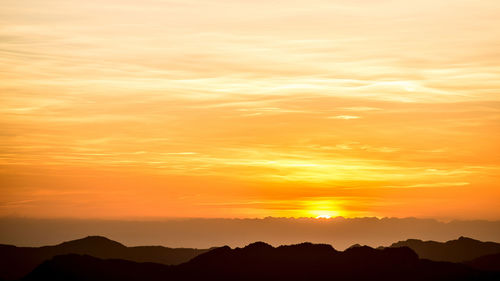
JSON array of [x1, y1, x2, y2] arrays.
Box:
[[1, 0, 499, 220]]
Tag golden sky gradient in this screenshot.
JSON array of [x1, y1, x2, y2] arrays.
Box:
[[1, 0, 500, 220]]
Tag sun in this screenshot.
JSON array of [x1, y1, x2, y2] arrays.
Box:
[[315, 215, 332, 219], [312, 210, 339, 219], [309, 209, 342, 219], [302, 200, 345, 219]]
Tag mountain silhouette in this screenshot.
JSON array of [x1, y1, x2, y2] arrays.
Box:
[[389, 236, 500, 262], [22, 241, 499, 281], [0, 236, 209, 280], [22, 254, 170, 281], [465, 253, 500, 271]]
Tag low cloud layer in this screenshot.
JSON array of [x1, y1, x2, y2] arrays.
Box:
[[1, 217, 499, 250]]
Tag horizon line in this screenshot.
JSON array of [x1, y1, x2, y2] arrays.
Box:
[[2, 215, 499, 223]]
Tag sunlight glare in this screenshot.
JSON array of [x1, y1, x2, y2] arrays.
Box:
[[315, 215, 332, 219]]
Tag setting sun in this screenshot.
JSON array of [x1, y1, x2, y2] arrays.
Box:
[[303, 200, 344, 219], [315, 215, 332, 219]]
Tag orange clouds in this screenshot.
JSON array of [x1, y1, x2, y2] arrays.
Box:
[[1, 0, 500, 220]]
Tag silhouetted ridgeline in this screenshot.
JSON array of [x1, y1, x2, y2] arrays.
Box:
[[1, 217, 499, 249], [389, 236, 500, 262], [465, 253, 500, 271], [0, 236, 209, 281], [21, 242, 500, 281], [2, 236, 499, 281]]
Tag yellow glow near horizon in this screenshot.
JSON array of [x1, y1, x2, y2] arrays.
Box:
[[315, 215, 332, 219], [302, 200, 345, 219], [1, 0, 500, 220]]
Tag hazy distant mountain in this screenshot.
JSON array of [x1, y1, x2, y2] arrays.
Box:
[[0, 236, 209, 281], [389, 236, 500, 262], [22, 242, 498, 281]]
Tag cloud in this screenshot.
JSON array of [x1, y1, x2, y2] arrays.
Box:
[[328, 115, 361, 120], [341, 107, 382, 111], [384, 182, 470, 189], [1, 0, 499, 220]]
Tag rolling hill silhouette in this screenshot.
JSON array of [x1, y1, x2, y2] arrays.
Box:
[[389, 236, 500, 262], [0, 236, 209, 280], [22, 254, 170, 281], [465, 253, 500, 271], [22, 242, 499, 281]]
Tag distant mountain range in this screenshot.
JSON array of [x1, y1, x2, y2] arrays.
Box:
[[0, 236, 210, 280], [1, 236, 499, 280]]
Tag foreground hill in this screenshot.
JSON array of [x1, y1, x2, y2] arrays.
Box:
[[389, 236, 500, 262], [0, 236, 209, 280], [464, 253, 500, 271], [22, 242, 499, 281]]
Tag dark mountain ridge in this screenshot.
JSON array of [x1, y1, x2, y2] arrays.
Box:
[[0, 236, 209, 280], [22, 241, 499, 281], [465, 253, 500, 271], [389, 236, 500, 262]]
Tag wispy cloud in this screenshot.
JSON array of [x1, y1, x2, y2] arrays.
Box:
[[384, 182, 470, 189], [328, 115, 361, 120], [341, 107, 382, 112], [0, 0, 499, 219]]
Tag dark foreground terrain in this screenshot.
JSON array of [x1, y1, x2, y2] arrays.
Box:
[[1, 236, 499, 281], [0, 236, 209, 280]]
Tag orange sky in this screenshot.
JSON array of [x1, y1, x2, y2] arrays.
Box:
[[1, 0, 500, 220]]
